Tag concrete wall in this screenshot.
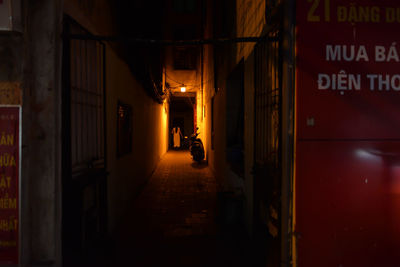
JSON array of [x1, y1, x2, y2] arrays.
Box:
[[64, 0, 115, 36], [64, 2, 169, 234], [236, 0, 266, 62], [2, 2, 170, 266], [163, 0, 202, 95], [164, 45, 200, 94], [105, 46, 169, 232], [6, 1, 65, 266], [203, 1, 230, 190], [65, 0, 169, 234], [23, 0, 64, 265], [202, 43, 213, 163], [243, 51, 255, 234], [202, 0, 265, 235]]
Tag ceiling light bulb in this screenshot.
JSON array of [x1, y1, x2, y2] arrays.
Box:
[[180, 87, 186, 92]]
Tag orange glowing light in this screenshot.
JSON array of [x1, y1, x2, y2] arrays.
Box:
[[180, 87, 186, 92]]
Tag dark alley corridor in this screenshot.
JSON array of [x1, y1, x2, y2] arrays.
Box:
[[97, 150, 260, 267], [2, 0, 399, 266]]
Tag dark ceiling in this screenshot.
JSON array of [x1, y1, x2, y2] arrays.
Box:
[[170, 96, 195, 113], [111, 0, 167, 103], [113, 0, 166, 39]]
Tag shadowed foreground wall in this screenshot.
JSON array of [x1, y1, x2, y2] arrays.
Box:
[[106, 46, 169, 233], [65, 0, 169, 235]]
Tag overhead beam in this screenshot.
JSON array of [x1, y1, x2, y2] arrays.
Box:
[[63, 34, 279, 45], [171, 92, 196, 98]]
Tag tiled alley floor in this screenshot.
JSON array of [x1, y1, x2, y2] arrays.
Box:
[[109, 150, 255, 267]]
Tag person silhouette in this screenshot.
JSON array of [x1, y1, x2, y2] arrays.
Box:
[[171, 126, 182, 148]]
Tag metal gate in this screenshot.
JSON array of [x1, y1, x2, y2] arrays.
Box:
[[253, 26, 282, 265], [62, 17, 107, 259]]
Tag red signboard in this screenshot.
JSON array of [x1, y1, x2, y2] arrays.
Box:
[[296, 1, 400, 266], [296, 141, 400, 267], [296, 0, 400, 140], [0, 107, 19, 264]]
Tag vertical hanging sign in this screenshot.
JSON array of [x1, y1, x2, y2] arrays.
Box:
[[0, 106, 20, 265]]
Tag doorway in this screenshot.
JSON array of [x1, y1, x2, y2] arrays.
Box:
[[169, 96, 195, 150]]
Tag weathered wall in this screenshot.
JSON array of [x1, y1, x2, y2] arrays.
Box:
[[206, 39, 233, 191], [105, 46, 169, 232], [163, 0, 202, 95], [64, 0, 115, 36], [64, 0, 169, 248], [201, 0, 214, 168], [243, 51, 255, 234], [236, 0, 266, 62], [202, 0, 265, 235], [165, 45, 200, 94], [21, 0, 64, 266], [204, 1, 233, 189], [202, 43, 213, 162], [25, 0, 62, 264], [0, 0, 167, 266]]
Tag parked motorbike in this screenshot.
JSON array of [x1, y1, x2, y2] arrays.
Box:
[[189, 128, 205, 162]]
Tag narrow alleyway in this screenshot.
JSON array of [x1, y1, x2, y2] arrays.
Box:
[[107, 150, 256, 267]]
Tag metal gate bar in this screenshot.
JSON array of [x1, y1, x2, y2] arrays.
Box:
[[69, 21, 105, 176], [62, 16, 107, 258], [254, 29, 281, 168], [253, 26, 282, 265]]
